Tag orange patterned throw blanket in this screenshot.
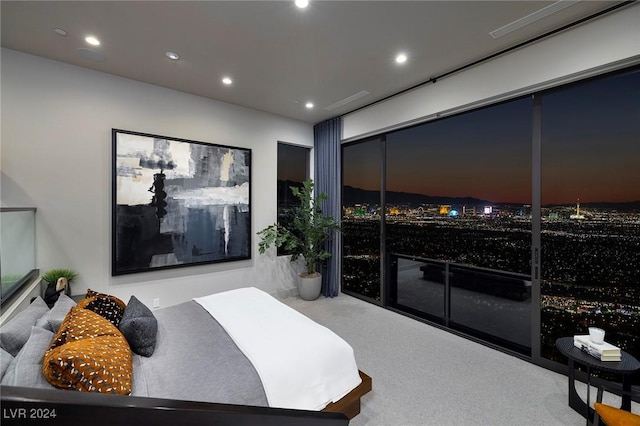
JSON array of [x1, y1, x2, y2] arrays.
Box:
[[42, 306, 132, 394]]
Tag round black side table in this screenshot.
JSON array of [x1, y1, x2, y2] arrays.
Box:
[[556, 337, 640, 425]]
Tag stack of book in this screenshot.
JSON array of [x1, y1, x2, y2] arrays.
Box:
[[573, 335, 621, 361]]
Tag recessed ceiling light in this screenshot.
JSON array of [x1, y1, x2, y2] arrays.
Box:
[[85, 36, 100, 46], [305, 102, 314, 109], [395, 53, 408, 64], [222, 77, 233, 85], [166, 51, 180, 60], [295, 0, 309, 9], [54, 28, 67, 36]]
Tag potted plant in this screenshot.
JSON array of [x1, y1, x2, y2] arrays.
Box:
[[42, 268, 78, 306], [258, 179, 340, 300]]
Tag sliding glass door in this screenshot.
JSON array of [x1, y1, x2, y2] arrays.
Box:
[[540, 69, 640, 368], [340, 66, 640, 365], [385, 98, 532, 354]]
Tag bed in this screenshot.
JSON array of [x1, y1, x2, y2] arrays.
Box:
[[0, 287, 371, 424]]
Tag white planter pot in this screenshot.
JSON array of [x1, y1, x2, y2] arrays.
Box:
[[299, 273, 322, 301]]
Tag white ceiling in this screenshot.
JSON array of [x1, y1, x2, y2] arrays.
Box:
[[0, 1, 627, 124]]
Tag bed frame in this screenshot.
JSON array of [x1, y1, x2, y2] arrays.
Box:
[[323, 371, 372, 419], [1, 284, 372, 423], [1, 371, 371, 425]]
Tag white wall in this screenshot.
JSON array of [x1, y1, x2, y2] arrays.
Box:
[[1, 48, 313, 307], [343, 3, 640, 141]]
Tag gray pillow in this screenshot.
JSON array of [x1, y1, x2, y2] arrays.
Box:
[[1, 326, 56, 389], [34, 313, 51, 330], [0, 297, 50, 356], [1, 348, 14, 379], [43, 293, 77, 332], [119, 296, 158, 357]]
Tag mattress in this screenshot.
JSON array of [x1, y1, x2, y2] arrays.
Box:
[[131, 300, 268, 406]]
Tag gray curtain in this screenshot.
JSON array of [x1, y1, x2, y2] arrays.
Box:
[[314, 117, 342, 297]]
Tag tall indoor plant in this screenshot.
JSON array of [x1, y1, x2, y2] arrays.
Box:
[[258, 179, 340, 300]]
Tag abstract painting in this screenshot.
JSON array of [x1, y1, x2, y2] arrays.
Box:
[[112, 129, 251, 275]]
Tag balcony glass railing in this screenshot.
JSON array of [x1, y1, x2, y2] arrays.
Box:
[[1, 208, 39, 306], [388, 253, 531, 355]]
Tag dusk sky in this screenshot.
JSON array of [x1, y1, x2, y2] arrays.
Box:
[[540, 69, 640, 205], [278, 143, 309, 182], [343, 68, 639, 206]]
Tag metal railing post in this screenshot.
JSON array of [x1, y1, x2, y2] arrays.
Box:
[[444, 261, 450, 327]]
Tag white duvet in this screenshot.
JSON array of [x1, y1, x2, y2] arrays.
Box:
[[194, 287, 362, 410]]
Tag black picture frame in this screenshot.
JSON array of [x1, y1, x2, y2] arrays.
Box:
[[112, 129, 251, 276]]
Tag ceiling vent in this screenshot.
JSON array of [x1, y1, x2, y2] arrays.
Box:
[[324, 90, 370, 111], [489, 0, 580, 39], [76, 48, 105, 62]]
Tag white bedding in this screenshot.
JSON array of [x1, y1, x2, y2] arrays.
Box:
[[194, 287, 362, 410]]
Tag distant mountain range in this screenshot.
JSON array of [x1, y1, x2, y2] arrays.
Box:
[[343, 185, 640, 211], [343, 185, 492, 207], [279, 181, 640, 211]]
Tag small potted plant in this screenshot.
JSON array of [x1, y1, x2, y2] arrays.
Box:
[[258, 179, 340, 300], [42, 268, 78, 306]]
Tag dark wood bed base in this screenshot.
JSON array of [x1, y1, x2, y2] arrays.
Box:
[[0, 371, 371, 425], [323, 371, 372, 419]]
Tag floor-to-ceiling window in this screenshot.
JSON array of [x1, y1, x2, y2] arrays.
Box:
[[384, 98, 532, 354], [341, 66, 640, 365], [277, 143, 310, 256], [342, 138, 383, 301], [540, 69, 640, 370]]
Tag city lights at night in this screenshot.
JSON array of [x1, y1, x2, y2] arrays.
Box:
[[341, 68, 640, 368]]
